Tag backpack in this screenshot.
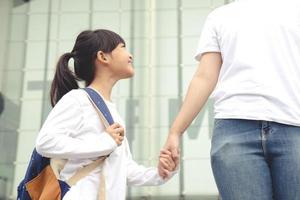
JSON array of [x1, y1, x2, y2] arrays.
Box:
[[17, 88, 114, 200]]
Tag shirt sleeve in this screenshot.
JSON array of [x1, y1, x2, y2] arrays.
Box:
[[126, 140, 177, 186], [194, 10, 221, 61], [36, 92, 117, 159]]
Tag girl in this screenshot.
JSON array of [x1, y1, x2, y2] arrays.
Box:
[[36, 29, 176, 200]]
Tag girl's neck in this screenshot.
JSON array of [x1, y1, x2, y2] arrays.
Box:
[[89, 78, 116, 102]]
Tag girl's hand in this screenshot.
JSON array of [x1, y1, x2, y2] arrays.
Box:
[[106, 123, 124, 146]]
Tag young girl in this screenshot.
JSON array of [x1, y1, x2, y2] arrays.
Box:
[[35, 29, 176, 200]]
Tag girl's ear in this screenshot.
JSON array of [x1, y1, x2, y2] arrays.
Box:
[[96, 51, 109, 64]]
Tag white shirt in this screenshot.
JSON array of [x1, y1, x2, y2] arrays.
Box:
[[195, 0, 300, 126], [36, 89, 173, 200]]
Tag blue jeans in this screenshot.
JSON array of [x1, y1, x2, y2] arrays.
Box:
[[211, 119, 300, 200]]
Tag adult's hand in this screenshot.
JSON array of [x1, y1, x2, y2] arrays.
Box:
[[158, 149, 175, 179], [163, 132, 181, 169]]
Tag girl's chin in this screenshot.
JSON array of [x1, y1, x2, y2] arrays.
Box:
[[126, 72, 135, 78], [120, 71, 134, 79], [127, 69, 135, 77]]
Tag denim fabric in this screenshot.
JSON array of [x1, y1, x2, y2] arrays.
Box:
[[211, 119, 300, 200]]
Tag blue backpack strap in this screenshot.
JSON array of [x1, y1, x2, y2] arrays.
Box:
[[83, 87, 114, 126]]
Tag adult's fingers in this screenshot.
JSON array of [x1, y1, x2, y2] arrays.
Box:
[[160, 158, 173, 171], [160, 153, 175, 168], [159, 154, 171, 159], [160, 149, 172, 156], [161, 155, 176, 170]]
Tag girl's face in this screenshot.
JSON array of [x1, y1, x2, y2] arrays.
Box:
[[109, 43, 134, 79]]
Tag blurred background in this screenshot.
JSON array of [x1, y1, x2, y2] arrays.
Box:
[[0, 0, 233, 199]]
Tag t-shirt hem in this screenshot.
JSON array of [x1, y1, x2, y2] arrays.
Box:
[[214, 114, 300, 127]]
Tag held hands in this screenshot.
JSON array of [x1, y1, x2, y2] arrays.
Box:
[[164, 133, 180, 167], [106, 123, 180, 179], [158, 149, 177, 179], [158, 133, 181, 179], [106, 123, 124, 146]]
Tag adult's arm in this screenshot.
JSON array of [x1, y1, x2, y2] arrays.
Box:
[[163, 52, 222, 167]]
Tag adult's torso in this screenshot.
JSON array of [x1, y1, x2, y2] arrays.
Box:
[[212, 0, 300, 126]]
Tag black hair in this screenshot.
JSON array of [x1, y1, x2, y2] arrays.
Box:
[[50, 29, 125, 107]]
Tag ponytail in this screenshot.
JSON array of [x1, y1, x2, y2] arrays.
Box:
[[50, 52, 79, 107]]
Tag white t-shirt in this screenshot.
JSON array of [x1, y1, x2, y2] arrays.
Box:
[[195, 0, 300, 126], [36, 89, 174, 200]]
